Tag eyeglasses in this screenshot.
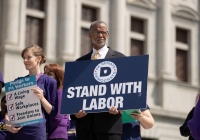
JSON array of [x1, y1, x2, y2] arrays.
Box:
[[92, 31, 108, 36]]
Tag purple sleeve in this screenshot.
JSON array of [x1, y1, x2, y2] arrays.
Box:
[[57, 89, 62, 115], [0, 71, 4, 87], [48, 78, 58, 117], [58, 89, 70, 128], [187, 100, 200, 139]]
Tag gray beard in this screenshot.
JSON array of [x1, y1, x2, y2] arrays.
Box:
[[91, 36, 105, 47]]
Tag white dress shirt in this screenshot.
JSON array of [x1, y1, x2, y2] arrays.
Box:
[[91, 45, 109, 60]]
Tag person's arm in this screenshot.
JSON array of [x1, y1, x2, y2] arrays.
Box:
[[32, 78, 58, 116], [131, 109, 154, 129], [32, 87, 52, 114], [188, 100, 200, 139], [179, 107, 195, 137], [0, 71, 4, 94], [0, 82, 2, 93], [40, 97, 52, 114], [47, 79, 58, 117], [5, 113, 21, 133]]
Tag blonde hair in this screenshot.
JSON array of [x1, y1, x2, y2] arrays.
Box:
[[21, 45, 46, 65]]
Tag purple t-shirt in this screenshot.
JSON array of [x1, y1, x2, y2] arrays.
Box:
[[0, 112, 7, 140], [49, 89, 69, 139], [6, 74, 58, 140], [0, 71, 4, 87], [188, 99, 200, 139]]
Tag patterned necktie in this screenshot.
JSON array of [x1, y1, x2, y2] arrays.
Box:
[[92, 51, 99, 60]]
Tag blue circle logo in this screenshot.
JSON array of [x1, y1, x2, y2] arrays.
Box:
[[93, 61, 117, 83]]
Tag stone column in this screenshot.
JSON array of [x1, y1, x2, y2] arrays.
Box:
[[44, 0, 57, 61], [158, 0, 173, 78], [109, 0, 126, 53], [57, 0, 75, 64], [1, 0, 20, 46], [0, 0, 26, 82]]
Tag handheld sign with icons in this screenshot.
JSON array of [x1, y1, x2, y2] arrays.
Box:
[[5, 76, 43, 127], [61, 55, 149, 114]]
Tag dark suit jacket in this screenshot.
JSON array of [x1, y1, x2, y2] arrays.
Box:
[[71, 47, 125, 137]]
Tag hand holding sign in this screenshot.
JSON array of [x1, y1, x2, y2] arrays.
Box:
[[31, 87, 44, 100], [130, 110, 143, 121], [75, 110, 87, 119], [5, 123, 21, 134], [109, 106, 121, 115]]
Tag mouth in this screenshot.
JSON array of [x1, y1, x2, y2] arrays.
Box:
[[96, 38, 104, 43]]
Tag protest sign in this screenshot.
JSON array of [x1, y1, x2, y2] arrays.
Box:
[[61, 55, 149, 114], [5, 75, 43, 127]]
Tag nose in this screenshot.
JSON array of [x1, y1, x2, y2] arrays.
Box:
[[97, 32, 103, 37], [24, 58, 28, 62]]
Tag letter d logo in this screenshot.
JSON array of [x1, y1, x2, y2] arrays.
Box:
[[100, 67, 111, 77], [94, 61, 117, 83]]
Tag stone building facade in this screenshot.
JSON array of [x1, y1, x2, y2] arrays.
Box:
[[0, 0, 200, 139]]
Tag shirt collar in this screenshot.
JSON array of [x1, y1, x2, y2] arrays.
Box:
[[92, 45, 107, 55]]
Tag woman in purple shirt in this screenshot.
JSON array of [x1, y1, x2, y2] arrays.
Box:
[[0, 96, 7, 140], [188, 94, 200, 140], [44, 64, 69, 140], [0, 71, 4, 94], [5, 45, 58, 140]]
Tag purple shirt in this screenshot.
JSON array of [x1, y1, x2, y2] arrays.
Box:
[[6, 74, 58, 140], [49, 89, 69, 140], [0, 112, 7, 140], [0, 71, 4, 87], [188, 99, 200, 140]]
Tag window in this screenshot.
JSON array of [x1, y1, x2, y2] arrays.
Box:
[[130, 17, 146, 56], [81, 28, 92, 56], [82, 5, 97, 22], [176, 49, 188, 82], [175, 27, 189, 82], [131, 39, 144, 56], [26, 16, 44, 48], [27, 0, 45, 11], [176, 28, 188, 44], [25, 0, 45, 48], [131, 18, 144, 34], [80, 5, 97, 55]]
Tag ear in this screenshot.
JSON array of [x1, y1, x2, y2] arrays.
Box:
[[37, 56, 42, 63], [89, 32, 92, 39], [107, 31, 109, 37]]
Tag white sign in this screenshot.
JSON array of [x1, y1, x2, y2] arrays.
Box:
[[5, 76, 43, 127]]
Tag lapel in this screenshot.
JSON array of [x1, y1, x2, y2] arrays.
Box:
[[85, 51, 93, 60], [105, 47, 115, 59]]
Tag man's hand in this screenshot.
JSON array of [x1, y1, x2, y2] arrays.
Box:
[[109, 106, 122, 115], [75, 110, 87, 118]]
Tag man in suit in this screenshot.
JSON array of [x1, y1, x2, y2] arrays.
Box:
[[70, 21, 125, 140]]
